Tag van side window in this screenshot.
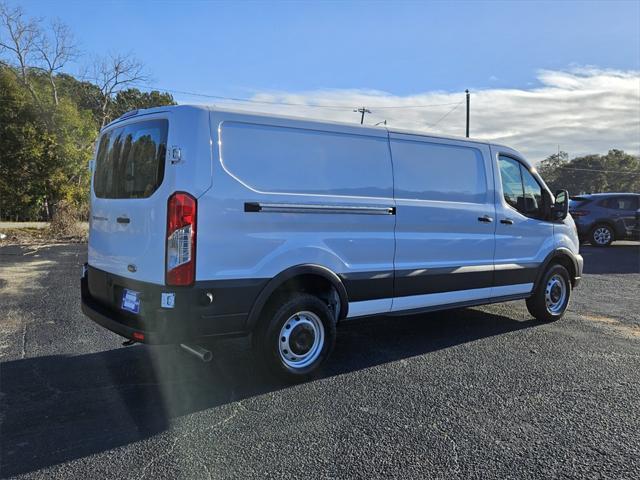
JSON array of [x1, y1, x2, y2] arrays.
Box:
[[497, 156, 522, 210], [220, 122, 393, 197], [498, 155, 545, 219], [391, 140, 488, 203], [94, 119, 168, 199], [521, 167, 544, 218]]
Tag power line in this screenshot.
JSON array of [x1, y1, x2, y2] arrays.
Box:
[[557, 166, 640, 175], [125, 81, 462, 110], [427, 100, 464, 128], [367, 101, 462, 110]]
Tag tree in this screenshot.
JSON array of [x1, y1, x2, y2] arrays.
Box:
[[538, 150, 640, 195], [538, 150, 569, 192], [0, 65, 96, 220], [1, 3, 178, 221], [33, 18, 78, 106], [110, 88, 176, 119], [0, 2, 41, 106], [91, 53, 150, 126]]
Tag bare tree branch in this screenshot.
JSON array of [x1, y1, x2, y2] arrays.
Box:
[[34, 18, 78, 105], [93, 52, 150, 126], [0, 2, 41, 105]]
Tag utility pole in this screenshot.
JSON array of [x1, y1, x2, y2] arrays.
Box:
[[354, 107, 371, 125], [465, 89, 470, 138]]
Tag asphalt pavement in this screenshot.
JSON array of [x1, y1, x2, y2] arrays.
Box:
[[1, 242, 639, 479]]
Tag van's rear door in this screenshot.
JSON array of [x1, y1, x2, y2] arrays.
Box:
[[89, 115, 171, 284]]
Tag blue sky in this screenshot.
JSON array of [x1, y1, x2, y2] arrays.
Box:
[[17, 1, 640, 160], [25, 0, 640, 97]]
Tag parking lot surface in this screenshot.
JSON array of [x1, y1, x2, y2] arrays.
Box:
[[1, 242, 639, 479]]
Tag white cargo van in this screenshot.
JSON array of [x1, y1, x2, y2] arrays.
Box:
[[81, 105, 583, 380]]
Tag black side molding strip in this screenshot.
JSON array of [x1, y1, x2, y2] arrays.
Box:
[[244, 202, 395, 215]]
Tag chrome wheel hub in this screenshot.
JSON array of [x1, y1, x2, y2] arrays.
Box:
[[278, 311, 324, 369], [545, 274, 567, 315], [593, 227, 611, 245]]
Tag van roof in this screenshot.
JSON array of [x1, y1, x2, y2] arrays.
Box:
[[105, 103, 517, 154]]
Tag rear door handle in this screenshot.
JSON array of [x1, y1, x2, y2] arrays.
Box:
[[477, 215, 493, 223], [500, 218, 514, 225], [116, 216, 130, 224]]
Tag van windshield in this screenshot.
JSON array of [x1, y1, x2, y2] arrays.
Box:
[[94, 119, 168, 199]]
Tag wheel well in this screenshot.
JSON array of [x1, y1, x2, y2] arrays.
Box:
[[259, 274, 344, 325], [550, 254, 577, 287]]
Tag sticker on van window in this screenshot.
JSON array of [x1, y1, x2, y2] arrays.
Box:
[[121, 289, 141, 314]]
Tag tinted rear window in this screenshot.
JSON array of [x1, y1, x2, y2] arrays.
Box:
[[94, 119, 168, 199]]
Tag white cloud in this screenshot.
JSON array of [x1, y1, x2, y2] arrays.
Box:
[[203, 67, 640, 163]]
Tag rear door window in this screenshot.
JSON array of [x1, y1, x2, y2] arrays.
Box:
[[94, 119, 168, 199]]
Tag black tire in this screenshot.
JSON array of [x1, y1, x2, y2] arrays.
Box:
[[252, 293, 336, 381], [526, 264, 571, 322], [590, 223, 614, 247]]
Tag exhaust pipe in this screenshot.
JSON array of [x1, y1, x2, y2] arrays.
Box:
[[180, 343, 212, 362]]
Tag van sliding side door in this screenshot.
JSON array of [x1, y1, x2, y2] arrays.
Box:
[[389, 134, 496, 312]]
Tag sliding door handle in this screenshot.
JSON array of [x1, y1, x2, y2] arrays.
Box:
[[500, 218, 514, 225], [477, 215, 493, 223]]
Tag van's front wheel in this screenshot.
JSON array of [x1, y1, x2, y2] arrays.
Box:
[[526, 264, 571, 322], [253, 293, 336, 381]]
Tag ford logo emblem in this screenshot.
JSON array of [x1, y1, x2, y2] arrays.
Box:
[[127, 264, 137, 273]]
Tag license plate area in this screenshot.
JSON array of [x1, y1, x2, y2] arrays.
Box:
[[121, 289, 141, 314]]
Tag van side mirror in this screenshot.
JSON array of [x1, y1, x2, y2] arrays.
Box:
[[553, 189, 569, 221]]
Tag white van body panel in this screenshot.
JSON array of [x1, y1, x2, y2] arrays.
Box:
[[86, 105, 582, 337], [490, 144, 556, 268], [194, 109, 395, 314], [88, 111, 173, 283], [88, 107, 212, 284], [389, 133, 498, 310], [554, 214, 580, 253]]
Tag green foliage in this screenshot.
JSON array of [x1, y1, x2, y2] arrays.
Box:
[[110, 88, 176, 120], [538, 149, 640, 195], [0, 65, 175, 220]]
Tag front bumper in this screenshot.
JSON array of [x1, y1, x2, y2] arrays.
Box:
[[81, 265, 259, 344], [573, 253, 584, 288]]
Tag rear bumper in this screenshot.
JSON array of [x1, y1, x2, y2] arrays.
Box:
[[81, 278, 166, 343], [81, 265, 263, 344]]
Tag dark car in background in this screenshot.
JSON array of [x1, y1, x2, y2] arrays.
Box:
[[570, 193, 640, 247]]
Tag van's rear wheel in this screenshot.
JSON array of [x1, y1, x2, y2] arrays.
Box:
[[526, 264, 571, 322], [253, 293, 336, 381]]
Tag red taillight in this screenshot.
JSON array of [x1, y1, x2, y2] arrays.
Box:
[[132, 332, 145, 341], [570, 210, 590, 217], [166, 192, 197, 286]]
